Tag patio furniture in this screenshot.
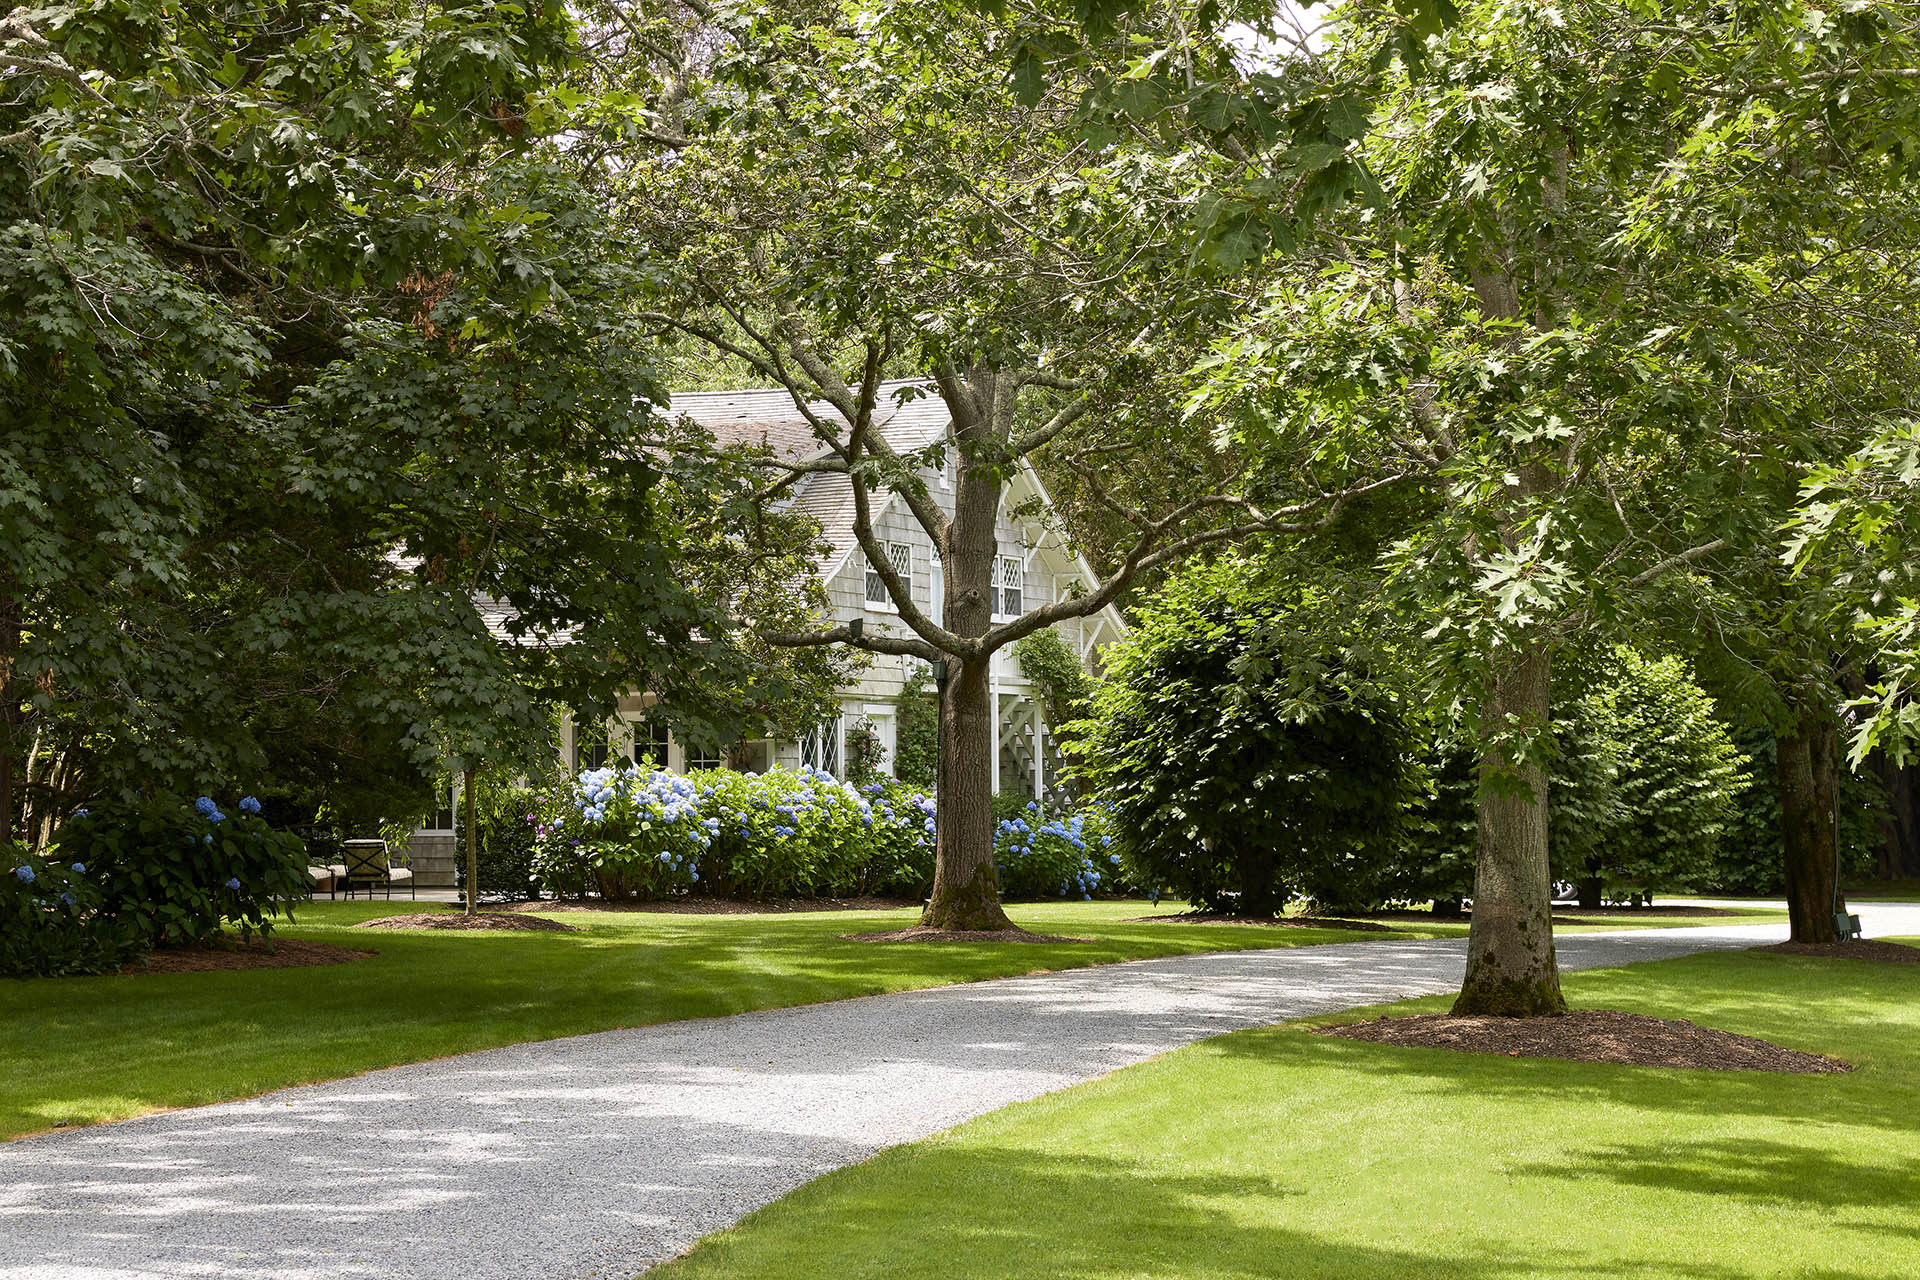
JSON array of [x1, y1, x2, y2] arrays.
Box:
[[341, 839, 416, 900], [306, 862, 347, 899]]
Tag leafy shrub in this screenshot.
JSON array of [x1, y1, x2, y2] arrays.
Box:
[[1069, 569, 1416, 917], [893, 672, 940, 788], [1, 846, 145, 977], [1551, 649, 1747, 905], [528, 764, 1114, 903], [1392, 649, 1751, 908], [59, 792, 308, 947], [694, 766, 874, 897], [455, 783, 543, 900], [994, 799, 1122, 900], [531, 767, 718, 899], [855, 780, 939, 897], [1384, 734, 1478, 913], [845, 717, 887, 786]]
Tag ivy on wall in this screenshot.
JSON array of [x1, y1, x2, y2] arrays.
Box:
[[1013, 629, 1095, 729]]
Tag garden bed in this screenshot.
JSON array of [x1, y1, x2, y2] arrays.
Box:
[[847, 926, 1091, 944], [359, 912, 579, 933], [505, 895, 921, 915], [1124, 912, 1397, 931], [1315, 1009, 1851, 1073], [1755, 939, 1920, 963], [121, 937, 373, 975]]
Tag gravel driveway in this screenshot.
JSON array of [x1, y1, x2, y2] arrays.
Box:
[[0, 921, 1806, 1280]]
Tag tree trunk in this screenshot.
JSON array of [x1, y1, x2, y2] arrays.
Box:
[[922, 657, 1013, 930], [1453, 644, 1566, 1017], [1236, 846, 1282, 918], [464, 767, 479, 917], [0, 574, 19, 849], [1576, 877, 1601, 910], [1777, 712, 1842, 943], [918, 369, 1018, 932]]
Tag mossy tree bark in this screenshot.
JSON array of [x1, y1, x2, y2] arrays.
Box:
[[924, 656, 1014, 930], [1453, 644, 1567, 1017], [1777, 708, 1844, 943], [921, 388, 1015, 933]]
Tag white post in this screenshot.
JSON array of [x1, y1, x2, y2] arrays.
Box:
[[1034, 702, 1046, 806], [989, 676, 1001, 795]]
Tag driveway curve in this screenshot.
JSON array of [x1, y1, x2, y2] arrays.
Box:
[[0, 921, 1807, 1280]]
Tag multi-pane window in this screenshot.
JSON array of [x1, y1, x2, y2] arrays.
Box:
[[637, 718, 672, 769], [799, 716, 843, 776], [866, 541, 912, 609], [686, 740, 725, 770], [993, 555, 1023, 618]]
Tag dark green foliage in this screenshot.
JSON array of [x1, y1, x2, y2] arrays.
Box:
[[1551, 649, 1747, 903], [58, 792, 308, 948], [845, 718, 887, 787], [1069, 566, 1416, 917], [1713, 727, 1884, 894], [893, 674, 940, 789], [1014, 630, 1096, 730], [1392, 649, 1750, 906], [1, 846, 143, 977], [455, 784, 543, 901], [1386, 735, 1478, 912]]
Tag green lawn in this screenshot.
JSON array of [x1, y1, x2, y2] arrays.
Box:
[[0, 898, 1408, 1140], [0, 896, 1784, 1143], [656, 942, 1920, 1280]]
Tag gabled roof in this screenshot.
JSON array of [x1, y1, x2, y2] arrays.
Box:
[[671, 381, 949, 571], [670, 380, 1127, 645]]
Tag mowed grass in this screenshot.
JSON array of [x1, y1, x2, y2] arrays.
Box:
[[0, 896, 1784, 1142], [655, 942, 1920, 1280], [0, 898, 1411, 1140]]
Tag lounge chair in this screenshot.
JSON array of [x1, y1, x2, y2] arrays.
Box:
[[340, 839, 416, 900]]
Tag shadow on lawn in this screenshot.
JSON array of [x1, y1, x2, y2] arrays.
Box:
[[1203, 950, 1920, 1134], [689, 1143, 1875, 1280]]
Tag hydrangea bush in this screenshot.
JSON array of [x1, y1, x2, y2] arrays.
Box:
[[994, 800, 1123, 900], [1, 846, 142, 977], [528, 765, 1108, 903], [59, 791, 309, 947], [529, 767, 718, 899]]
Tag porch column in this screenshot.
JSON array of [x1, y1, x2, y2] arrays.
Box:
[[1034, 703, 1046, 805], [989, 676, 1001, 794]]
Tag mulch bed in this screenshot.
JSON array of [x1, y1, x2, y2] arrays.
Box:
[[1316, 1009, 1851, 1074], [121, 937, 374, 975], [1124, 913, 1398, 932], [502, 895, 921, 915], [846, 926, 1092, 944], [1755, 939, 1920, 964], [358, 912, 579, 933], [1353, 905, 1752, 924]]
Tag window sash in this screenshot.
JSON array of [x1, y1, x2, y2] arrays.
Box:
[[866, 541, 912, 608], [993, 555, 1023, 617]]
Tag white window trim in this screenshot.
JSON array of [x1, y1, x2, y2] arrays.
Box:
[[992, 553, 1024, 621], [866, 541, 912, 614]]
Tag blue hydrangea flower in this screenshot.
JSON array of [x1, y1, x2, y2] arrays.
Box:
[[225, 877, 241, 890], [73, 808, 88, 819], [59, 892, 77, 907], [239, 796, 262, 814], [195, 796, 219, 817], [12, 865, 33, 884], [70, 862, 86, 874], [203, 834, 214, 844]]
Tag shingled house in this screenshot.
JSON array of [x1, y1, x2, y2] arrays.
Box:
[[405, 382, 1125, 885]]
